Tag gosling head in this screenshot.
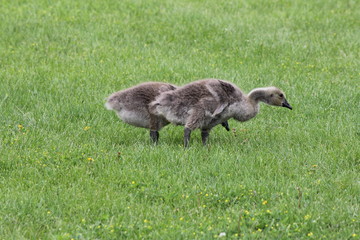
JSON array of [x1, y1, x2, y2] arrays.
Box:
[[250, 87, 292, 110], [263, 87, 292, 110]]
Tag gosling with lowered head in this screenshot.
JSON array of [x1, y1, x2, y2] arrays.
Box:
[[150, 79, 292, 147]]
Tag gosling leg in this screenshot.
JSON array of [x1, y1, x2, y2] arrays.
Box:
[[150, 130, 159, 144], [201, 129, 210, 146], [149, 114, 160, 144], [184, 127, 192, 148]]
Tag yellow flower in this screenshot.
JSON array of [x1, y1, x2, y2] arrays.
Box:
[[131, 181, 136, 184], [262, 200, 268, 205], [143, 219, 149, 223], [83, 126, 91, 131], [307, 232, 313, 237], [244, 210, 250, 215], [17, 124, 24, 130], [87, 157, 94, 162], [352, 234, 357, 237], [304, 214, 311, 220], [266, 209, 272, 213], [179, 217, 184, 221]]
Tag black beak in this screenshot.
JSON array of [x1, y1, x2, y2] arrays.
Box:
[[221, 121, 230, 131], [282, 99, 292, 110]]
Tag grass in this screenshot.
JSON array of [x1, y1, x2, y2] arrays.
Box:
[[0, 0, 359, 239]]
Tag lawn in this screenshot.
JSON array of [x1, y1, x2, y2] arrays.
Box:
[[0, 0, 359, 239]]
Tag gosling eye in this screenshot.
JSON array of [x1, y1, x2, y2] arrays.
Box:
[[279, 94, 284, 98], [270, 94, 274, 97]]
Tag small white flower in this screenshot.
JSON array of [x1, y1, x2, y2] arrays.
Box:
[[219, 232, 226, 238]]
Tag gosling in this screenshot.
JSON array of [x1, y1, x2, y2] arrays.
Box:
[[150, 79, 292, 147], [105, 81, 231, 143], [105, 82, 177, 143]]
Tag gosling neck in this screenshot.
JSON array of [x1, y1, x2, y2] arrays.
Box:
[[248, 88, 268, 103]]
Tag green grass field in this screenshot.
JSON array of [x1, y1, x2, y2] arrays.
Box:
[[1, 0, 359, 239]]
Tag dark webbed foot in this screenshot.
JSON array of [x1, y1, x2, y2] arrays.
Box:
[[150, 130, 159, 144], [184, 128, 192, 148], [201, 129, 210, 146], [221, 121, 230, 131]]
